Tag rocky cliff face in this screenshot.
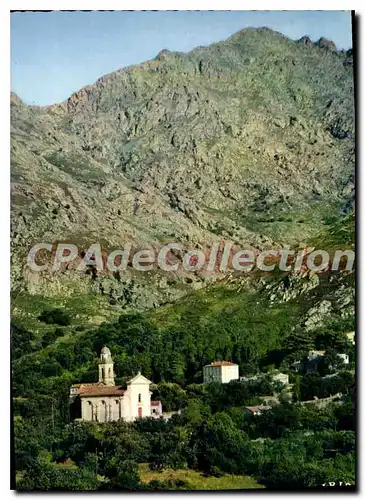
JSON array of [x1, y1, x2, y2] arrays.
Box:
[[11, 28, 355, 311]]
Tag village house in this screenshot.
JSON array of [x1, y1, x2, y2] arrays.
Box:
[[306, 350, 326, 373], [292, 350, 350, 373], [346, 331, 355, 345], [259, 395, 281, 405], [203, 361, 239, 384], [244, 405, 272, 416], [307, 350, 326, 362], [69, 346, 162, 422], [151, 400, 163, 417], [272, 373, 290, 386]]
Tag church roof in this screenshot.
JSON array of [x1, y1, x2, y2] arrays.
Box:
[[71, 382, 99, 388], [78, 383, 125, 397], [127, 372, 152, 385]]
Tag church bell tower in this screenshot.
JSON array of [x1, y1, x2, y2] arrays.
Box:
[[99, 346, 115, 386]]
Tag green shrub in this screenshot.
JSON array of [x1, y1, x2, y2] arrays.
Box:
[[38, 309, 70, 326]]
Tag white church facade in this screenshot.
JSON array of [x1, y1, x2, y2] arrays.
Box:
[[69, 346, 162, 422]]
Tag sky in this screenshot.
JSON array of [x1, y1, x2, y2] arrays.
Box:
[[11, 10, 353, 106]]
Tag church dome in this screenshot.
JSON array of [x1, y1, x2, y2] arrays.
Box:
[[100, 346, 113, 363]]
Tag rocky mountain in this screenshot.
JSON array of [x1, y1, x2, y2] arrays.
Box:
[[11, 27, 355, 315]]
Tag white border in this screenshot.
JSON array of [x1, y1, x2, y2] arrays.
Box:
[[4, 1, 363, 11]]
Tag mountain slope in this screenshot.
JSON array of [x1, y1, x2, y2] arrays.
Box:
[[11, 27, 355, 312]]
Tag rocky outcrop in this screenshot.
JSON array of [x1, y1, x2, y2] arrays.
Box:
[[316, 37, 337, 51], [297, 36, 312, 46], [265, 273, 320, 304]]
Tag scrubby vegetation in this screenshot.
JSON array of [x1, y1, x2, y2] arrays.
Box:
[[12, 262, 355, 490], [38, 308, 71, 326]]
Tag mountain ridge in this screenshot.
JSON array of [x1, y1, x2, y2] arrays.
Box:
[[11, 26, 355, 313]]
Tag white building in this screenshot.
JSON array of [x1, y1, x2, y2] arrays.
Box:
[[151, 400, 163, 418], [70, 346, 162, 422], [337, 353, 350, 365], [307, 350, 326, 361], [203, 361, 239, 384], [346, 332, 355, 345], [272, 373, 290, 386]]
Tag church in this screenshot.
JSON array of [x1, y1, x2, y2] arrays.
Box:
[[69, 346, 162, 422]]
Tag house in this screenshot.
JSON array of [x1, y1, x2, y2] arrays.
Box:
[[292, 350, 350, 374], [151, 400, 163, 417], [346, 332, 355, 345], [306, 350, 326, 373], [337, 353, 350, 365], [307, 350, 326, 361], [291, 351, 325, 373], [245, 405, 272, 416], [272, 373, 290, 386], [259, 395, 280, 406], [203, 361, 239, 384], [70, 346, 162, 422]]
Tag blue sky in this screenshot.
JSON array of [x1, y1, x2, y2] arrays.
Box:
[[11, 10, 353, 106]]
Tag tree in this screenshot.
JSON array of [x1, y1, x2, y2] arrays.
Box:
[[41, 328, 65, 348], [180, 399, 211, 427], [334, 402, 355, 431], [150, 382, 187, 412], [149, 427, 188, 470], [102, 459, 141, 490], [59, 422, 101, 465], [319, 349, 345, 376], [11, 321, 36, 359], [39, 308, 70, 326], [17, 457, 99, 491], [255, 403, 302, 438], [194, 412, 247, 474]]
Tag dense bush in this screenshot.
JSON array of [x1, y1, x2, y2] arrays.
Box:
[[38, 309, 71, 326], [11, 321, 36, 359], [299, 372, 354, 401], [17, 457, 100, 491]]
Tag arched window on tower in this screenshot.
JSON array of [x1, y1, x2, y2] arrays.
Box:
[[108, 367, 112, 377], [138, 393, 142, 403], [101, 368, 105, 380]]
